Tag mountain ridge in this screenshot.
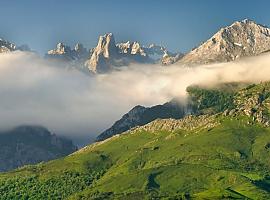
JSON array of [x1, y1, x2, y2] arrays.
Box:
[[179, 19, 270, 65], [0, 125, 77, 172], [2, 19, 270, 70]]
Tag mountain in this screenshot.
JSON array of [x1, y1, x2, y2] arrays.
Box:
[[179, 19, 270, 65], [45, 34, 180, 74], [0, 38, 32, 53], [96, 83, 245, 141], [2, 82, 270, 199], [85, 33, 119, 73], [45, 42, 88, 64], [85, 33, 182, 73], [0, 38, 16, 53], [96, 100, 189, 141], [0, 125, 77, 172]]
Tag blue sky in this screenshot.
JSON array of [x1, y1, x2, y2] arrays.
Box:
[[0, 0, 269, 54]]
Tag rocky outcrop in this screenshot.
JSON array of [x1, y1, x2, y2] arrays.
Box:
[[96, 99, 190, 141], [45, 33, 181, 73], [0, 39, 31, 53], [0, 125, 77, 172], [179, 19, 270, 65], [161, 52, 183, 65], [223, 82, 270, 126], [85, 33, 118, 73], [134, 114, 219, 133], [85, 33, 181, 73], [84, 33, 153, 73], [0, 38, 16, 53], [46, 42, 88, 62]]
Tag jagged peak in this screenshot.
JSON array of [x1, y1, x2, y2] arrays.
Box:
[[98, 33, 115, 44], [0, 38, 16, 52], [230, 18, 267, 28], [47, 42, 71, 55], [74, 43, 84, 49]]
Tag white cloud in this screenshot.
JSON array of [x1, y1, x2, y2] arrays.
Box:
[[0, 51, 270, 145]]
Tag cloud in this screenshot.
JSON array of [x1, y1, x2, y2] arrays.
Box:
[[0, 51, 270, 145]]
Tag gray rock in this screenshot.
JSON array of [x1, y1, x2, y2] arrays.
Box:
[[0, 38, 16, 53], [179, 19, 270, 65]]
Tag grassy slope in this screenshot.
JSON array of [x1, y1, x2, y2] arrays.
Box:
[[1, 82, 270, 199]]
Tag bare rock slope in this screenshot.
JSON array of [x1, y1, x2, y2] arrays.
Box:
[[179, 19, 270, 65]]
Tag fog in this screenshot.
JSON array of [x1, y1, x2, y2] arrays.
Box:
[[1, 51, 270, 146]]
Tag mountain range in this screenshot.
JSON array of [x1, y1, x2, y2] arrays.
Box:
[[2, 19, 270, 73], [179, 19, 270, 65], [46, 33, 182, 73]]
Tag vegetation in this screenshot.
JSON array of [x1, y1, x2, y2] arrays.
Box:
[[187, 85, 236, 114], [2, 82, 270, 199]]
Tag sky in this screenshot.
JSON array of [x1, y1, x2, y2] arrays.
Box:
[[0, 0, 269, 54]]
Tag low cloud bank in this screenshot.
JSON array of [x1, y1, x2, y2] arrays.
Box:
[[0, 51, 270, 145]]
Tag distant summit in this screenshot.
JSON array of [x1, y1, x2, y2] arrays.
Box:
[[0, 38, 16, 53], [84, 33, 182, 73], [5, 19, 270, 71], [0, 38, 31, 53], [179, 19, 270, 65], [46, 42, 88, 62]]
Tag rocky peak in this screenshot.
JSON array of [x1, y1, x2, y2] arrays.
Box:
[[130, 42, 146, 56], [0, 38, 16, 53], [74, 43, 86, 53], [85, 33, 118, 73], [85, 33, 182, 73], [117, 41, 132, 54], [117, 41, 147, 56], [48, 42, 72, 55], [179, 19, 270, 65], [46, 42, 89, 69], [74, 43, 88, 59], [96, 33, 117, 58], [161, 52, 183, 65], [145, 44, 166, 55]]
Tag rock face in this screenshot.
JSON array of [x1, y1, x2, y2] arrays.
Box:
[[85, 33, 118, 73], [85, 33, 181, 73], [96, 100, 189, 141], [46, 42, 88, 63], [226, 82, 270, 126], [0, 38, 16, 53], [0, 125, 77, 172], [161, 52, 183, 65], [179, 19, 270, 65]]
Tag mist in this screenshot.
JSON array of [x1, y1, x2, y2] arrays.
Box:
[[1, 51, 270, 146]]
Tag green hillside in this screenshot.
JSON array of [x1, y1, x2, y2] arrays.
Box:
[[1, 82, 270, 199]]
